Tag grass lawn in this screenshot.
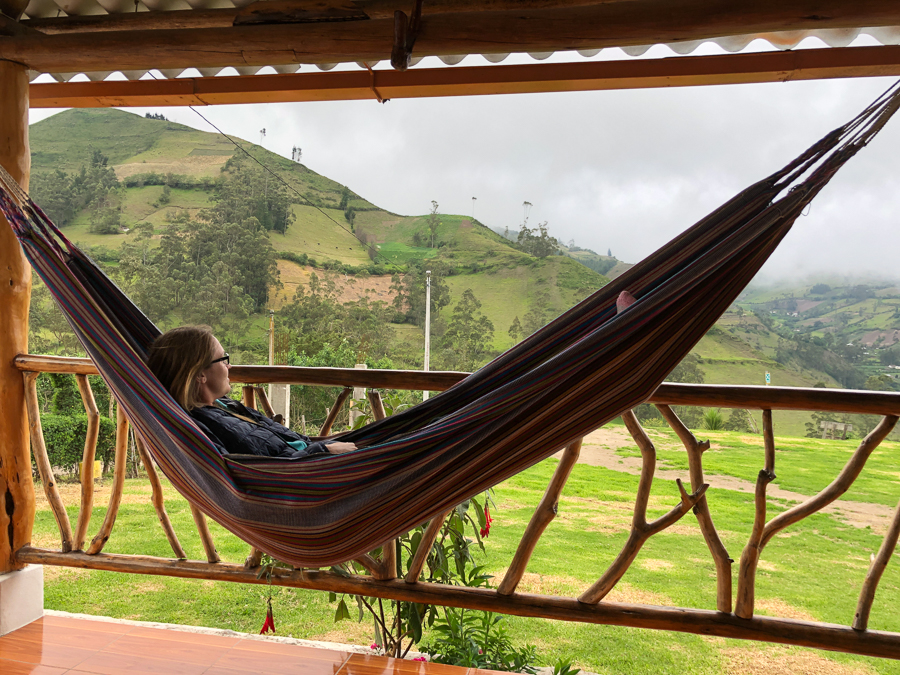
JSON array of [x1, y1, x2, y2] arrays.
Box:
[[33, 427, 900, 675], [277, 205, 372, 266]]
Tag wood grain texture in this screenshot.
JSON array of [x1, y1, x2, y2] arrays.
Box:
[[16, 355, 900, 414], [498, 439, 581, 595], [7, 1, 900, 72], [135, 435, 186, 560], [86, 407, 129, 555], [0, 61, 33, 573], [23, 371, 73, 553], [15, 548, 900, 659], [73, 374, 100, 550], [854, 497, 900, 631], [657, 404, 732, 613], [579, 411, 707, 604], [190, 505, 221, 564], [24, 46, 900, 109]]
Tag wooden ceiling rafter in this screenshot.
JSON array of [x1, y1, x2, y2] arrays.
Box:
[[27, 45, 900, 108], [3, 0, 900, 75]]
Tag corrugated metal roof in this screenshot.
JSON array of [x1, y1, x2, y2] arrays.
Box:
[[17, 0, 900, 82]]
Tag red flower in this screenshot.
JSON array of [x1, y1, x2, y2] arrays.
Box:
[[413, 656, 427, 662], [260, 597, 275, 635], [480, 505, 494, 538]]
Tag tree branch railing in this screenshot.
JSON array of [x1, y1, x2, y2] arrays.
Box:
[[14, 353, 900, 659]]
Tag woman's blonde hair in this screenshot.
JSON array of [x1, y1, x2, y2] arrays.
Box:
[[147, 326, 218, 410]]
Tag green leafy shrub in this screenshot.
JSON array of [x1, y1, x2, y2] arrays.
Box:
[[702, 408, 724, 431], [724, 408, 753, 432], [318, 491, 510, 663], [425, 596, 538, 672], [37, 414, 117, 476]]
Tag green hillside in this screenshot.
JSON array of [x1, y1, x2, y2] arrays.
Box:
[[27, 109, 884, 443]]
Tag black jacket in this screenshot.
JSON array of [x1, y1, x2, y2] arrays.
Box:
[[190, 398, 329, 460]]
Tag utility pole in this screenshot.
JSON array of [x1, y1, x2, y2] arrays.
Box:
[[423, 270, 432, 401], [268, 310, 275, 398], [472, 196, 477, 219]]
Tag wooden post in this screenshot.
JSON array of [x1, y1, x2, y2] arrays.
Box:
[[498, 439, 582, 596], [366, 391, 397, 581], [854, 496, 900, 631], [23, 372, 74, 552], [74, 374, 100, 551], [0, 60, 33, 573], [656, 404, 732, 613], [134, 436, 186, 560], [579, 411, 708, 604], [87, 406, 130, 555], [320, 387, 352, 436]]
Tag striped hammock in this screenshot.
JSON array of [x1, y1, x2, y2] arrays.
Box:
[[2, 85, 898, 568]]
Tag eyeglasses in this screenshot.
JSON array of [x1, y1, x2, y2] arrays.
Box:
[[209, 353, 230, 367]]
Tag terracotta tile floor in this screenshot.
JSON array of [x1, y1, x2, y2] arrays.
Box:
[[0, 615, 502, 675]]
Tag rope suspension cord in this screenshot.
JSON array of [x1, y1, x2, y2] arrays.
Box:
[[2, 81, 899, 567]]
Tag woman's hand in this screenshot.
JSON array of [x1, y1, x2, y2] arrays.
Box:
[[326, 442, 357, 454]]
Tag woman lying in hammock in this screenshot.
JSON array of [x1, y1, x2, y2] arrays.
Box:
[[147, 326, 357, 459]]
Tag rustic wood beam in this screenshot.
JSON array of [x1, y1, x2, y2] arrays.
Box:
[[319, 387, 352, 435], [86, 407, 129, 555], [23, 371, 74, 553], [16, 546, 900, 659], [24, 46, 900, 109], [5, 1, 900, 73], [73, 374, 100, 551], [579, 411, 708, 604], [404, 510, 450, 583], [0, 60, 32, 574], [657, 404, 732, 613], [134, 435, 186, 560], [15, 354, 900, 415], [759, 415, 898, 550], [190, 505, 220, 564], [498, 439, 581, 596], [21, 1, 613, 34], [734, 408, 777, 619], [854, 496, 900, 631], [735, 414, 898, 619]]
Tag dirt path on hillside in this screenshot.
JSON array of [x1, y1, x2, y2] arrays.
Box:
[[554, 426, 896, 533]]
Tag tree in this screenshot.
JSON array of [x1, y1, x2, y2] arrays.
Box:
[[426, 200, 441, 248], [28, 170, 78, 226], [724, 408, 753, 432], [508, 316, 523, 344], [29, 277, 82, 354], [31, 149, 123, 233], [114, 211, 280, 330], [517, 221, 556, 258], [440, 289, 495, 371], [522, 292, 551, 335], [339, 187, 351, 210], [865, 374, 894, 392], [88, 201, 122, 234], [391, 262, 451, 327], [880, 346, 900, 366], [208, 153, 296, 235]]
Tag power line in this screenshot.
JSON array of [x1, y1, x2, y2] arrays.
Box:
[[169, 96, 384, 264]]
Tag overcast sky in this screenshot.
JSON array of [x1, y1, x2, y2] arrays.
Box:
[[29, 39, 900, 285]]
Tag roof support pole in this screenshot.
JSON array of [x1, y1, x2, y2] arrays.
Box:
[[0, 59, 34, 574]]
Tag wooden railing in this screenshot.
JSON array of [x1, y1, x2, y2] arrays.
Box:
[[13, 354, 900, 659]]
